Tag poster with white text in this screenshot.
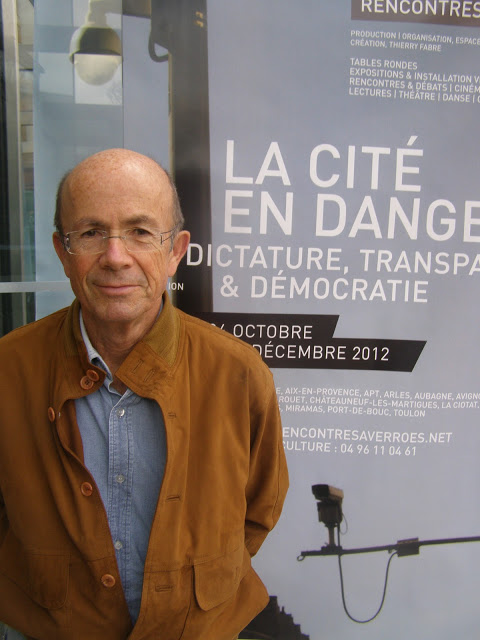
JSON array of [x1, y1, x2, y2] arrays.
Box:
[[171, 2, 480, 638]]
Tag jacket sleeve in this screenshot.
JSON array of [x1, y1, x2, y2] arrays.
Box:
[[244, 368, 288, 557], [0, 489, 6, 548]]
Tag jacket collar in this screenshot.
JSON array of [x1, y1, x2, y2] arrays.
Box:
[[56, 292, 181, 403], [140, 291, 181, 369], [61, 292, 180, 364], [115, 292, 181, 398]]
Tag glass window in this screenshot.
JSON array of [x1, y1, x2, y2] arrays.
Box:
[[0, 0, 183, 336], [0, 0, 35, 334]]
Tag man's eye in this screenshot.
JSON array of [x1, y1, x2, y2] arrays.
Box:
[[131, 228, 153, 237], [81, 229, 102, 239]]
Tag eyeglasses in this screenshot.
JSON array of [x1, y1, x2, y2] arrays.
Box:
[[63, 225, 179, 255]]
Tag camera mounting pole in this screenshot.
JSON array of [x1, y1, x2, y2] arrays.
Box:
[[298, 484, 480, 560], [298, 535, 480, 560]]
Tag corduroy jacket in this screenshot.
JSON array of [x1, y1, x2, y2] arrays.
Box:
[[0, 294, 288, 640]]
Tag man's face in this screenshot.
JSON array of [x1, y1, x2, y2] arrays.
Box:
[[53, 152, 189, 336]]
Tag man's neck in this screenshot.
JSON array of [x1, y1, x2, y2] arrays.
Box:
[[82, 314, 157, 376]]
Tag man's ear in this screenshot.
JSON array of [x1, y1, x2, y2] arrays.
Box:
[[52, 232, 71, 278], [168, 230, 190, 278]]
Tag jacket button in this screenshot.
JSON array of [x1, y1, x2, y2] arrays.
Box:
[[47, 407, 56, 422], [80, 376, 94, 390], [101, 574, 116, 588], [86, 369, 100, 381], [81, 482, 93, 497]]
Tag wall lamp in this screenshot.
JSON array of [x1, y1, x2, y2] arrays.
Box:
[[69, 0, 122, 85]]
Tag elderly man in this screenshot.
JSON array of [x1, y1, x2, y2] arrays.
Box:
[[0, 149, 288, 640]]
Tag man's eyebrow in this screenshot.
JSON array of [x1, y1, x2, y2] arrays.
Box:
[[123, 215, 160, 226], [71, 215, 160, 229], [72, 218, 105, 228]]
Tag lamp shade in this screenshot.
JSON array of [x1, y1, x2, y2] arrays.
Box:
[[69, 24, 122, 85]]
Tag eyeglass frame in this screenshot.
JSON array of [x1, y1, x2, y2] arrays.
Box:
[[61, 224, 180, 255]]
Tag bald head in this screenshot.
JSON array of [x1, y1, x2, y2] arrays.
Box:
[[54, 148, 183, 237]]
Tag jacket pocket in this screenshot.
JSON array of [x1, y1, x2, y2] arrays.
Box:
[[193, 541, 249, 611], [0, 531, 69, 609]]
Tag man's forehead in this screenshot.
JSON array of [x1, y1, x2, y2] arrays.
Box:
[[70, 213, 170, 229], [60, 179, 174, 235]]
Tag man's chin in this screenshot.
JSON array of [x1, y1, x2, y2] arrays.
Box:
[[82, 299, 158, 328]]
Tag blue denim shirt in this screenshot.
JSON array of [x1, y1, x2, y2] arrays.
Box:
[[0, 623, 25, 640], [75, 312, 167, 624]]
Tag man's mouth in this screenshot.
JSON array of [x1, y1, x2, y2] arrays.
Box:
[[95, 283, 140, 293]]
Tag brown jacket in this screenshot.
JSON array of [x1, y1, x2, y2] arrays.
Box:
[[0, 294, 288, 640]]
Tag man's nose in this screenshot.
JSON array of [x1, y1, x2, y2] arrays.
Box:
[[98, 235, 134, 266]]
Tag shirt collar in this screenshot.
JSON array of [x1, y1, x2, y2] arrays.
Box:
[[79, 309, 113, 382]]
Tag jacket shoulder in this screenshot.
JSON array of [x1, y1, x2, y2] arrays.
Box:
[[0, 307, 69, 357], [178, 309, 269, 370]]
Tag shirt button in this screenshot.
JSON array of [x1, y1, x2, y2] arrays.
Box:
[[101, 574, 116, 588], [114, 540, 123, 550], [81, 482, 93, 496], [47, 407, 56, 422], [116, 408, 125, 417], [86, 369, 100, 381], [115, 474, 125, 484], [80, 376, 94, 390]]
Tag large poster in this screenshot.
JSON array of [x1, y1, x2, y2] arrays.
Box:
[[177, 1, 480, 637]]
